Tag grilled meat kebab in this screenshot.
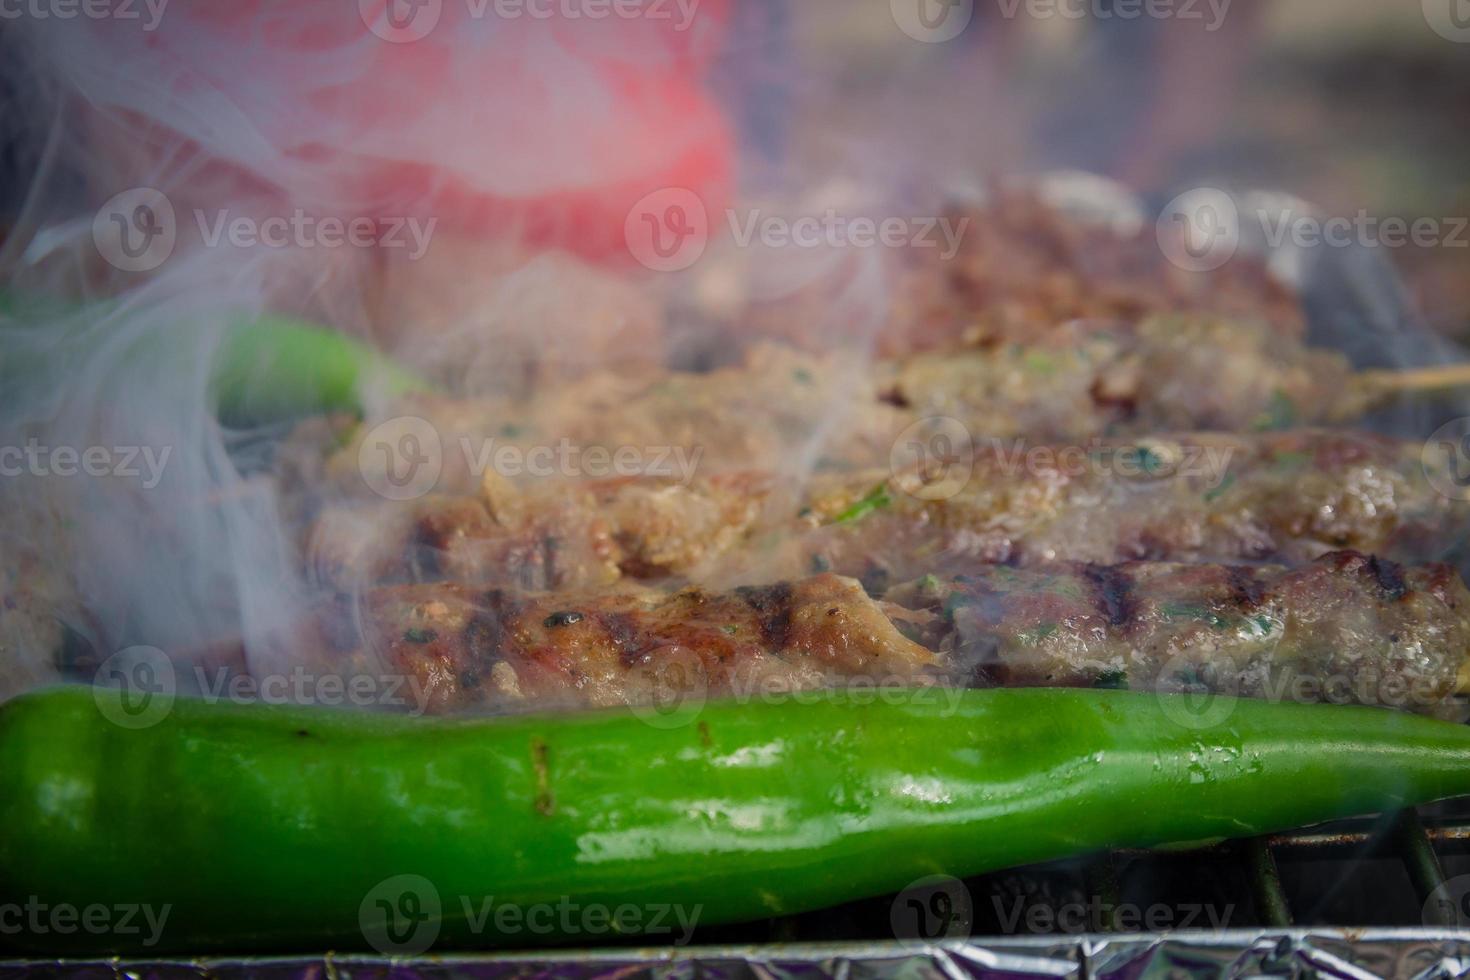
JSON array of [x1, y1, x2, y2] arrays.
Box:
[[738, 186, 1304, 357], [311, 573, 943, 714], [307, 430, 1465, 595], [881, 315, 1374, 440], [792, 429, 1464, 588], [308, 472, 772, 592], [888, 550, 1470, 715], [315, 312, 1446, 519], [305, 552, 1470, 716]]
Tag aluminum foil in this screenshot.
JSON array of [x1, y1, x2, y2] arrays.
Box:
[[7, 931, 1470, 980]]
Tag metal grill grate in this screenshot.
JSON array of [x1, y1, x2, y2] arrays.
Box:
[[673, 802, 1470, 946]]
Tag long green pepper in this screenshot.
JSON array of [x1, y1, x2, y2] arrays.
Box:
[[5, 685, 1470, 953]]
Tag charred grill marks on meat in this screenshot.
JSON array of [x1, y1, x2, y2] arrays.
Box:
[[323, 574, 942, 714], [1084, 564, 1136, 628], [888, 553, 1470, 715], [307, 552, 1470, 717]]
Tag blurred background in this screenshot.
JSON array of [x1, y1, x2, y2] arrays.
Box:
[[712, 0, 1470, 339]]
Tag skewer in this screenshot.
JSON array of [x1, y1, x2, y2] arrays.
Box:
[[1331, 363, 1470, 424], [1357, 363, 1470, 400]]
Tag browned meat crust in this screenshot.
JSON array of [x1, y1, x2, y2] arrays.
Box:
[[329, 343, 903, 501], [312, 573, 943, 714], [321, 315, 1358, 502], [791, 430, 1464, 587], [306, 430, 1466, 598], [308, 472, 771, 592], [887, 552, 1470, 716], [738, 188, 1303, 358], [301, 552, 1469, 717], [880, 315, 1358, 441]]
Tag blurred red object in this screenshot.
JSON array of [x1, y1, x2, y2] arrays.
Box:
[[85, 0, 734, 267]]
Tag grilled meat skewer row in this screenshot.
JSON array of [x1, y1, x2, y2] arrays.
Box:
[[880, 314, 1461, 441], [740, 185, 1306, 356], [313, 320, 1469, 503], [308, 573, 944, 715], [789, 429, 1465, 589], [307, 472, 773, 592], [306, 430, 1466, 595], [887, 550, 1470, 716], [301, 551, 1470, 717]]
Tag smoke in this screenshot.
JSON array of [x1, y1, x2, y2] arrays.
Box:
[[1, 0, 1460, 706], [0, 0, 736, 697]]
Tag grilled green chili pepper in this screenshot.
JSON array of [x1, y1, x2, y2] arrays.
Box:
[[1, 290, 433, 425], [209, 313, 432, 425], [5, 685, 1470, 954]]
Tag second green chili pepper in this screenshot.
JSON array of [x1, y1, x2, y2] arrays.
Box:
[[4, 684, 1470, 954], [1, 289, 434, 426]]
